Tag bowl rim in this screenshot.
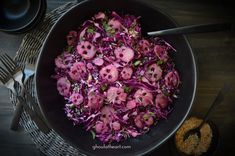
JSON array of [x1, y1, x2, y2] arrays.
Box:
[[0, 0, 42, 32], [35, 0, 198, 155]]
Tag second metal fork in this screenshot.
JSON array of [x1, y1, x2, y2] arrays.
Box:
[[0, 53, 48, 132], [0, 58, 50, 133]]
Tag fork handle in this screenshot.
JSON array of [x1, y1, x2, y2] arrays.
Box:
[[10, 85, 25, 131], [10, 99, 24, 130], [10, 100, 23, 131]]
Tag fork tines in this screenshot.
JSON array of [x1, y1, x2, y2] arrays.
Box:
[[0, 66, 11, 84], [0, 53, 18, 74]]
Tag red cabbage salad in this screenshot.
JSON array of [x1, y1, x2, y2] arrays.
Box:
[[53, 11, 180, 143]]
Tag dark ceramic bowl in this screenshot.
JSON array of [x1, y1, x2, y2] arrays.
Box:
[[0, 0, 46, 33], [35, 0, 197, 155]]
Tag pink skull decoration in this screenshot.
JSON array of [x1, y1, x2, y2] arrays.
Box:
[[126, 100, 137, 109], [55, 53, 73, 69], [138, 39, 151, 55], [134, 114, 144, 128], [95, 121, 108, 133], [99, 64, 119, 82], [108, 18, 122, 32], [69, 62, 86, 81], [154, 45, 169, 62], [164, 70, 180, 88], [107, 87, 127, 104], [57, 77, 71, 97], [155, 93, 169, 109], [134, 88, 153, 106], [121, 67, 133, 80], [114, 46, 134, 63], [100, 106, 115, 123], [87, 91, 104, 109], [143, 113, 154, 126], [145, 63, 162, 82], [112, 121, 121, 131], [77, 41, 96, 59], [69, 92, 84, 105]]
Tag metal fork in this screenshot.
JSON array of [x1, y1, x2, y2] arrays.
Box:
[[0, 67, 18, 95], [0, 53, 49, 132], [0, 53, 24, 87], [0, 53, 25, 130], [0, 61, 50, 133]]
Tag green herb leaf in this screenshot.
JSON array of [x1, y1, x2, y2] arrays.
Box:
[[134, 60, 141, 66], [90, 130, 96, 139], [102, 21, 112, 32], [143, 114, 149, 121], [87, 27, 95, 33], [124, 86, 132, 93], [110, 29, 116, 34], [157, 60, 164, 65], [101, 83, 108, 91], [148, 112, 156, 117], [66, 46, 73, 53]]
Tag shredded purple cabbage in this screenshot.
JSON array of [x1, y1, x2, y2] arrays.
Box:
[[53, 11, 180, 143]]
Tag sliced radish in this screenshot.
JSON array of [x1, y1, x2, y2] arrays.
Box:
[[95, 121, 108, 133], [93, 57, 104, 66], [112, 121, 121, 131], [154, 45, 169, 62], [108, 18, 122, 32], [138, 39, 150, 55], [69, 62, 86, 81], [129, 131, 139, 137], [55, 53, 73, 69], [143, 113, 154, 126], [155, 93, 169, 109], [126, 100, 137, 109], [77, 41, 96, 59], [145, 63, 162, 82], [87, 91, 104, 109], [121, 67, 133, 80], [134, 114, 144, 128], [107, 87, 127, 104], [134, 88, 153, 106], [57, 77, 71, 97], [114, 46, 134, 63], [164, 70, 180, 88], [101, 106, 115, 123], [79, 27, 87, 41], [99, 64, 119, 82], [93, 32, 101, 42], [69, 93, 84, 105], [86, 63, 94, 70]]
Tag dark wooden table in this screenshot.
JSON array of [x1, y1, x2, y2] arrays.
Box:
[[0, 0, 235, 156]]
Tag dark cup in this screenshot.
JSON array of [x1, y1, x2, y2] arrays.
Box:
[[0, 0, 46, 33]]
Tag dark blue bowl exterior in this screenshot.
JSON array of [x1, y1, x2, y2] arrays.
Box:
[[36, 0, 197, 155], [0, 0, 42, 32]]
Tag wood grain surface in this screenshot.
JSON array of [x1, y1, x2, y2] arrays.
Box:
[[0, 0, 234, 156]]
